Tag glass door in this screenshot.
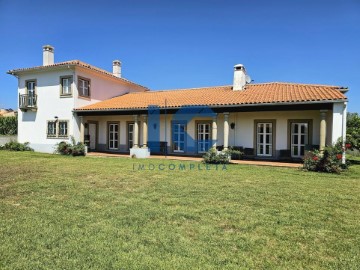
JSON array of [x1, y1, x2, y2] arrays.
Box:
[[108, 123, 119, 150], [27, 81, 36, 107], [172, 122, 186, 152], [291, 123, 308, 157], [257, 123, 273, 156], [128, 123, 134, 150], [197, 123, 211, 153]]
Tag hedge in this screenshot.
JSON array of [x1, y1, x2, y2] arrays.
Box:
[[0, 116, 17, 135]]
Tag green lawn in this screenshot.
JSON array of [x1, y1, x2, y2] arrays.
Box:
[[1, 151, 360, 269]]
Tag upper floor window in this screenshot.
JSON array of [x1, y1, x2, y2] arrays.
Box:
[[60, 76, 73, 96], [78, 77, 90, 98], [26, 80, 36, 96]]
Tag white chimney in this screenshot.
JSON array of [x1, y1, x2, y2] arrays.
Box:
[[233, 64, 247, 91], [42, 45, 54, 66], [112, 60, 121, 78]]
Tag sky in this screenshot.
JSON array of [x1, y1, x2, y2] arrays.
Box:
[[0, 0, 359, 112]]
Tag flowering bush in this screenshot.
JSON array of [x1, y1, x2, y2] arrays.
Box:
[[303, 141, 350, 174]]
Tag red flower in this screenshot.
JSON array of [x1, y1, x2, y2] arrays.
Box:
[[345, 143, 351, 149], [312, 156, 319, 161], [336, 154, 342, 160]]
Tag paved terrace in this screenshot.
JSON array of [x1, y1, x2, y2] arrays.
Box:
[[86, 152, 302, 168]]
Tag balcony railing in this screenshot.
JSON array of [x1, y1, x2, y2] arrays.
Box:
[[19, 94, 37, 111]]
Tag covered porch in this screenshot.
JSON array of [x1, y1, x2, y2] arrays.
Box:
[[76, 102, 346, 161]]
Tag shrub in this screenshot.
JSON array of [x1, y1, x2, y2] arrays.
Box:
[[71, 142, 86, 156], [228, 147, 243, 160], [56, 141, 73, 155], [1, 141, 33, 151], [203, 148, 243, 164], [55, 136, 86, 156], [303, 142, 350, 174], [203, 148, 230, 164]]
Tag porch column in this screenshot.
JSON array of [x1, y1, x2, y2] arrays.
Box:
[[223, 112, 229, 150], [79, 116, 84, 143], [133, 115, 139, 148], [142, 115, 148, 148], [212, 114, 217, 148], [320, 110, 327, 151]]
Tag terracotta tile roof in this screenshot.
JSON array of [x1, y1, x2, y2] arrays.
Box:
[[76, 82, 347, 111], [7, 60, 149, 90]]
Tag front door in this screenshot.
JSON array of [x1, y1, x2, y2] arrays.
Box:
[[197, 123, 211, 153], [88, 123, 97, 150]]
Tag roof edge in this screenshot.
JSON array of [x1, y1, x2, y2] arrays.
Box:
[[74, 99, 348, 112]]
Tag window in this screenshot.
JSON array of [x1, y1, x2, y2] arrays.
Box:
[[47, 120, 69, 138], [255, 121, 275, 157], [47, 121, 57, 137], [172, 122, 186, 152], [197, 122, 211, 153], [78, 77, 90, 97], [289, 120, 312, 158], [108, 123, 119, 150], [61, 76, 73, 96], [59, 121, 68, 137]]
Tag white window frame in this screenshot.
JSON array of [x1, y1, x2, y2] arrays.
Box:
[[197, 122, 211, 153], [108, 123, 119, 150], [256, 122, 273, 156], [128, 122, 134, 150], [291, 122, 309, 157]]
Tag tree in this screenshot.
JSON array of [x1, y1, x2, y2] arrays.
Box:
[[347, 112, 360, 150]]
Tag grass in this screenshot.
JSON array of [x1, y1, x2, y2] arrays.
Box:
[[0, 151, 360, 269]]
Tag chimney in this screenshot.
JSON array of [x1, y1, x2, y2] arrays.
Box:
[[112, 60, 121, 78], [233, 64, 247, 91], [43, 45, 54, 66]]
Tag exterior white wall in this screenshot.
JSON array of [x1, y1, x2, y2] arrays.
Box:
[[16, 66, 147, 153], [230, 110, 323, 149], [17, 68, 76, 153], [74, 67, 146, 108]]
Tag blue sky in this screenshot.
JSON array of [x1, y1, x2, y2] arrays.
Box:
[[0, 0, 359, 112]]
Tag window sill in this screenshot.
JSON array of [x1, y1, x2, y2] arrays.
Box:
[[47, 136, 69, 139], [60, 94, 73, 98], [78, 95, 91, 100]]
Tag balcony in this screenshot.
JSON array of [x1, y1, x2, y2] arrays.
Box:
[[19, 94, 37, 111]]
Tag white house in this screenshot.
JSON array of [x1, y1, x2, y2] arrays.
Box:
[[8, 45, 348, 161]]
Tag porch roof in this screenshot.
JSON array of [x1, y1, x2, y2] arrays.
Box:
[[75, 82, 347, 111]]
